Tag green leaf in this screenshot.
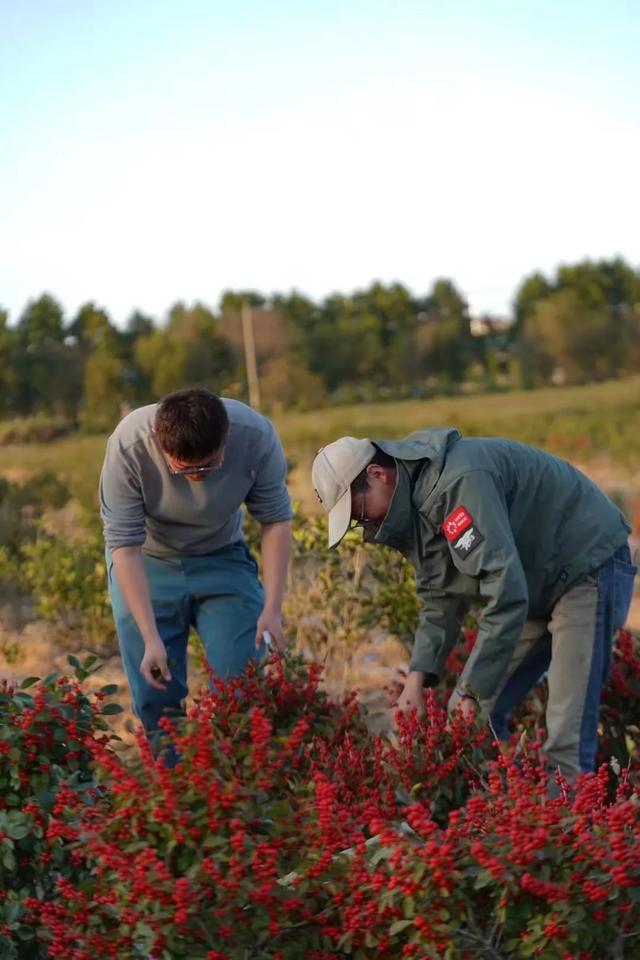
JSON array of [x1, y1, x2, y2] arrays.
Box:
[[100, 684, 119, 695], [6, 822, 29, 841], [101, 703, 124, 715], [337, 930, 354, 952], [4, 901, 21, 923], [1, 847, 16, 872], [19, 677, 40, 689], [474, 868, 495, 889], [402, 895, 415, 917], [11, 692, 34, 709], [389, 919, 414, 936], [67, 655, 80, 669]]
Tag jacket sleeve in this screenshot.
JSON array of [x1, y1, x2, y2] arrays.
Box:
[[433, 469, 529, 701], [410, 567, 467, 682]]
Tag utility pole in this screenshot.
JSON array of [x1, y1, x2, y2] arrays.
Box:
[[241, 300, 261, 410]]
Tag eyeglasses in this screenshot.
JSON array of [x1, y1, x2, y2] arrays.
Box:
[[351, 486, 369, 529], [168, 463, 221, 476], [153, 429, 226, 477], [166, 451, 225, 476]]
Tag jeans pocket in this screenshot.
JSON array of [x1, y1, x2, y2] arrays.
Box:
[[613, 557, 637, 631]]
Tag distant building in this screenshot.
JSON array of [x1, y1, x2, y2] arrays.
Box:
[[469, 313, 512, 337]]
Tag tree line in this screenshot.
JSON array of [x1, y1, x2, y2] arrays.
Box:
[[1, 257, 639, 431]]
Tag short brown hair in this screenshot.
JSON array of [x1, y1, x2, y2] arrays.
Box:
[[154, 388, 229, 460]]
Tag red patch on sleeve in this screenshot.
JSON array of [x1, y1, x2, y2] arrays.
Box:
[[442, 505, 473, 542]]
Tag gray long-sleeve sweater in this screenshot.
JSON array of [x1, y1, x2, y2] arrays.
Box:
[[99, 400, 292, 557]]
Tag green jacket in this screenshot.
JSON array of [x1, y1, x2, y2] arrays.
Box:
[[369, 429, 630, 701]]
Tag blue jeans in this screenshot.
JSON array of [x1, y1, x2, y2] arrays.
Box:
[[107, 541, 264, 751], [486, 544, 636, 779]]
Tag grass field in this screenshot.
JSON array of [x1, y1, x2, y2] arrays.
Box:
[[2, 377, 640, 511]]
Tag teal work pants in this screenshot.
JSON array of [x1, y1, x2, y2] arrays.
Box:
[[107, 541, 264, 749]]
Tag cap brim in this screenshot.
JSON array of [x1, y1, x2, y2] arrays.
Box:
[[327, 486, 353, 548]]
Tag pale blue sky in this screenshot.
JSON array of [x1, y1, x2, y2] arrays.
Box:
[[1, 0, 639, 324]]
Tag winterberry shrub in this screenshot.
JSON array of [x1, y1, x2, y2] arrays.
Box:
[[0, 656, 121, 959], [28, 649, 640, 959]]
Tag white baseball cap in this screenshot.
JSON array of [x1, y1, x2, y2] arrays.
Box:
[[311, 437, 376, 547]]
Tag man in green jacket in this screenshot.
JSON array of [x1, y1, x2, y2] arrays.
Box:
[[311, 429, 636, 782]]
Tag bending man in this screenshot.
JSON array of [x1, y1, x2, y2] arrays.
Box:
[[312, 429, 635, 782], [100, 387, 292, 757]]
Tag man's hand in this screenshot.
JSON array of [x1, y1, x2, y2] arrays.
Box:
[[447, 686, 479, 721], [396, 671, 426, 716], [140, 635, 172, 690], [454, 696, 478, 721], [255, 608, 285, 652]]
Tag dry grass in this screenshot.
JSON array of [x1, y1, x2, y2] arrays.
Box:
[[3, 377, 638, 512]]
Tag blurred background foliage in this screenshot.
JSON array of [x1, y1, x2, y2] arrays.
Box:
[[1, 256, 640, 436]]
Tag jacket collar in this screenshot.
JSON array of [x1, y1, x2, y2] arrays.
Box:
[[365, 429, 462, 553], [367, 462, 417, 552]]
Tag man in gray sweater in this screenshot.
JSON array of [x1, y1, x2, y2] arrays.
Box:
[[100, 388, 292, 756]]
